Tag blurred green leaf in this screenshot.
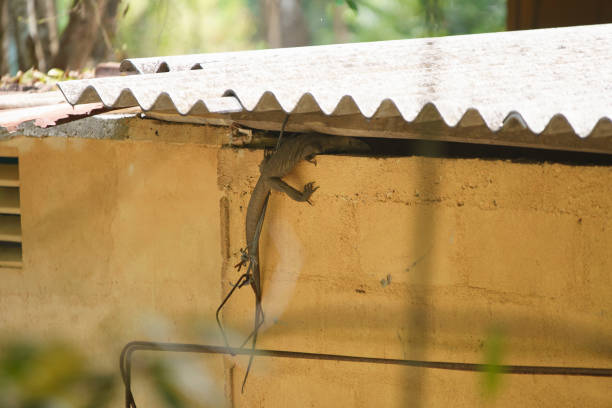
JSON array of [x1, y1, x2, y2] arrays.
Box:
[[47, 68, 65, 79], [345, 0, 358, 12], [146, 360, 183, 408], [0, 342, 37, 380], [0, 340, 115, 408], [18, 69, 34, 86], [481, 326, 506, 398]]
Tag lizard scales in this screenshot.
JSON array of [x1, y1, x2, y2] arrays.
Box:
[[245, 134, 369, 300], [237, 133, 369, 391]]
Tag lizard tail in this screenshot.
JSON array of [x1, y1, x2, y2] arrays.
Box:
[[241, 301, 264, 393]]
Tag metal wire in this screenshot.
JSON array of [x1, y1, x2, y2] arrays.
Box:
[[120, 340, 612, 407]]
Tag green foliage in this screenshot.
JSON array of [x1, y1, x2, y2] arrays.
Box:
[[0, 68, 93, 92], [305, 0, 506, 45], [296, 0, 505, 48], [53, 0, 505, 60], [481, 326, 506, 398], [55, 0, 74, 34], [113, 0, 259, 58], [0, 338, 220, 408], [442, 0, 507, 35], [0, 340, 115, 408], [343, 0, 359, 12], [148, 359, 189, 408]]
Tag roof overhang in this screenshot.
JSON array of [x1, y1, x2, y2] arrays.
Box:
[[57, 24, 612, 153]]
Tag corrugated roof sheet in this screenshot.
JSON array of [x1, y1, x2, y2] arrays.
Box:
[[58, 24, 612, 150]]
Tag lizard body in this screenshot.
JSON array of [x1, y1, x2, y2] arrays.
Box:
[[240, 133, 369, 390], [246, 133, 369, 247]]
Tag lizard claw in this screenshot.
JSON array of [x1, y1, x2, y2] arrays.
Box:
[[301, 182, 319, 202], [234, 248, 249, 270]]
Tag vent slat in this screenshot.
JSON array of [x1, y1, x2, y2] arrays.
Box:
[[0, 215, 21, 242], [0, 187, 20, 214], [0, 244, 22, 268], [0, 157, 21, 268], [0, 164, 19, 187]]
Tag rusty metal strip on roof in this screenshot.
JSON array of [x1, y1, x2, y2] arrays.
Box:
[[59, 24, 612, 146], [0, 102, 106, 133]]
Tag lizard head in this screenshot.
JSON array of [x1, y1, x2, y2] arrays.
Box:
[[343, 137, 371, 153], [321, 135, 370, 154], [301, 142, 323, 159]]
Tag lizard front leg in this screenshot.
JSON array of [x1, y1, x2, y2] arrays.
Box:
[[304, 153, 317, 166], [267, 177, 319, 204]]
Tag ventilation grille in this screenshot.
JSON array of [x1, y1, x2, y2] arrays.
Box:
[[0, 157, 22, 268]]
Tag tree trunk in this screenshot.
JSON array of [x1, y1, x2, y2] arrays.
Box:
[[7, 0, 34, 71], [0, 0, 59, 74], [261, 0, 310, 48], [26, 0, 47, 71], [92, 0, 121, 62], [52, 0, 109, 70], [0, 0, 7, 75], [35, 0, 59, 68]]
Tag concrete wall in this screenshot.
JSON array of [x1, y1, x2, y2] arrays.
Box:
[[0, 121, 611, 407], [0, 134, 227, 406]]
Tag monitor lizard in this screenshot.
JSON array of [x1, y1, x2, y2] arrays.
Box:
[[219, 133, 370, 392]]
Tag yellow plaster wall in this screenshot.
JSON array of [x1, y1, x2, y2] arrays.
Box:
[[0, 136, 227, 406], [0, 127, 611, 407], [220, 149, 612, 407]]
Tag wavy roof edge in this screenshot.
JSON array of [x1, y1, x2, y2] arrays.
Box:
[[55, 83, 612, 138], [58, 24, 612, 150]]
